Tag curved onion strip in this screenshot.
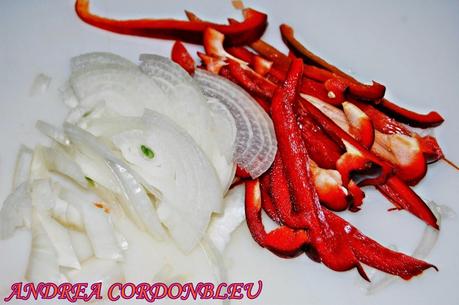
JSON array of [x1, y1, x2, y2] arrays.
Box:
[[37, 211, 81, 270], [0, 183, 32, 239], [194, 69, 277, 178], [36, 145, 88, 188], [106, 159, 167, 240], [139, 110, 223, 252], [36, 121, 70, 146], [63, 123, 164, 240], [12, 145, 33, 190], [71, 52, 136, 73]]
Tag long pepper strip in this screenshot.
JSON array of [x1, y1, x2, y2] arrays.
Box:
[[75, 0, 268, 46]]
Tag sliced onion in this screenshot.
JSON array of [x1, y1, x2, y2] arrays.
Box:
[[106, 159, 167, 240], [52, 196, 85, 231], [194, 69, 277, 178], [29, 73, 51, 97], [71, 52, 136, 73], [81, 202, 123, 261], [64, 123, 165, 240], [26, 212, 67, 283], [36, 120, 70, 146], [69, 229, 94, 262], [66, 257, 123, 297], [37, 211, 81, 270], [0, 183, 32, 239], [301, 94, 350, 132], [12, 145, 33, 190], [109, 111, 223, 252], [207, 184, 246, 252], [69, 63, 169, 117], [139, 55, 231, 188], [0, 228, 32, 290], [33, 145, 87, 187]]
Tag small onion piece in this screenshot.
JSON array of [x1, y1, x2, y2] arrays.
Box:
[[0, 183, 32, 239], [71, 52, 137, 73], [194, 69, 277, 178], [36, 120, 70, 146], [12, 145, 33, 190]]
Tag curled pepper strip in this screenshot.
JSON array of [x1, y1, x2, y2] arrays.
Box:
[[75, 0, 268, 46], [245, 179, 309, 257]]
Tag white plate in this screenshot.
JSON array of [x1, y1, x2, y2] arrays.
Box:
[[0, 0, 458, 304]]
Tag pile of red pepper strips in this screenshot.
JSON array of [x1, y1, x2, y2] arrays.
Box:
[[75, 0, 459, 281]]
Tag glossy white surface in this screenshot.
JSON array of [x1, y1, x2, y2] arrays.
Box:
[[0, 0, 458, 304]]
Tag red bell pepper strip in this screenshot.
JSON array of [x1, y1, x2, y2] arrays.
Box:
[[227, 46, 256, 63], [270, 155, 435, 279], [377, 98, 444, 128], [235, 165, 251, 179], [245, 179, 309, 257], [277, 24, 444, 127], [301, 78, 343, 106], [259, 172, 282, 224], [377, 176, 439, 229], [250, 39, 292, 72], [279, 24, 385, 101], [75, 0, 268, 46], [271, 58, 362, 272], [227, 59, 277, 99], [171, 41, 195, 75], [296, 110, 343, 169], [323, 210, 437, 280]]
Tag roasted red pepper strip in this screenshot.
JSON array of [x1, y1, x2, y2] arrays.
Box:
[[171, 41, 195, 75], [277, 24, 444, 127], [377, 98, 444, 128], [296, 110, 343, 169], [75, 0, 268, 46], [279, 24, 385, 100], [324, 210, 437, 280], [271, 58, 362, 272], [260, 173, 282, 224], [377, 176, 439, 229], [227, 59, 277, 99], [271, 156, 435, 279], [245, 179, 309, 257]]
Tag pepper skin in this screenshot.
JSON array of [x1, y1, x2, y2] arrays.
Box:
[[171, 41, 195, 75]]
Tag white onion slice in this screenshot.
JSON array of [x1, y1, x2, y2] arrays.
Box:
[[0, 183, 32, 239], [106, 159, 167, 240], [52, 196, 85, 231], [139, 55, 230, 188], [207, 184, 246, 252], [69, 229, 94, 262], [64, 123, 165, 240], [26, 212, 67, 283], [81, 202, 122, 261], [71, 52, 136, 73], [29, 73, 51, 96], [69, 63, 169, 117], [12, 145, 33, 190], [0, 228, 32, 290], [37, 211, 81, 270], [36, 120, 70, 146], [34, 145, 87, 187], [194, 69, 277, 178]]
